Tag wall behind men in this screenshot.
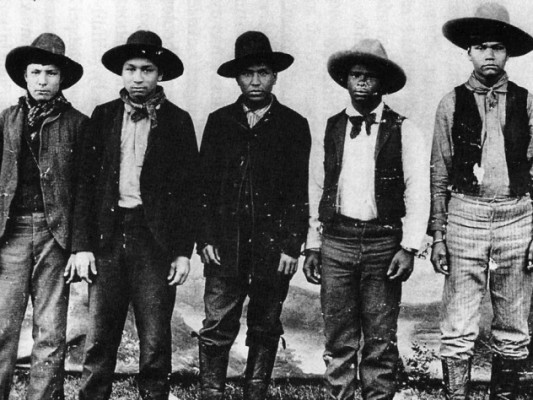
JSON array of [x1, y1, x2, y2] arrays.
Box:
[[8, 0, 533, 377]]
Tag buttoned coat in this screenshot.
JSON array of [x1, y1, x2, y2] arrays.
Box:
[[72, 98, 198, 259], [0, 101, 88, 250], [198, 96, 311, 277]]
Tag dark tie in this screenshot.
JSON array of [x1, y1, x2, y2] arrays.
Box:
[[349, 113, 376, 139]]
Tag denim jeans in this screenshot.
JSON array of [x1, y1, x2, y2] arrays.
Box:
[[0, 213, 69, 400], [199, 271, 291, 350], [79, 207, 176, 400], [321, 219, 402, 400], [441, 194, 533, 360]]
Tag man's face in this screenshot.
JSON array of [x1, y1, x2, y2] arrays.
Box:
[[346, 64, 382, 103], [236, 63, 277, 105], [122, 57, 162, 101], [24, 64, 62, 102], [468, 41, 508, 79]]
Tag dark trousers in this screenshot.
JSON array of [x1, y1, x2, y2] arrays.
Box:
[[79, 208, 176, 400], [0, 213, 69, 400], [321, 218, 402, 400], [199, 270, 291, 350]]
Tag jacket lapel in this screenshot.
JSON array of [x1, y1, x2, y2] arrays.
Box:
[[374, 105, 392, 159], [331, 113, 347, 167]]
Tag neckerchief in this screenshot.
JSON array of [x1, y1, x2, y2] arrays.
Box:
[[120, 86, 166, 129], [22, 92, 71, 132], [466, 72, 508, 110], [242, 96, 273, 128], [349, 113, 376, 138]]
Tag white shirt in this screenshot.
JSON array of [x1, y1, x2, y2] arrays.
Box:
[[306, 101, 431, 251], [118, 103, 150, 208]]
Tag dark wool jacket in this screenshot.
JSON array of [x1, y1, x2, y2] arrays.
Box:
[[197, 95, 311, 278], [71, 98, 199, 259], [0, 102, 88, 250]]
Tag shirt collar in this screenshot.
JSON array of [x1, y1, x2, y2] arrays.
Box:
[[345, 101, 384, 122]]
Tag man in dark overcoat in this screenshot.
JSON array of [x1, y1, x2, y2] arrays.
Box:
[[197, 31, 311, 400], [71, 30, 199, 400], [0, 33, 87, 400]]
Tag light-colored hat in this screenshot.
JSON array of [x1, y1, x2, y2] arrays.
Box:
[[327, 38, 406, 94], [443, 2, 533, 57]]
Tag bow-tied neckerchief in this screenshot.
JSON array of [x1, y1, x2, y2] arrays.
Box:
[[349, 113, 376, 139], [466, 72, 508, 111], [120, 86, 166, 129], [22, 92, 71, 137]]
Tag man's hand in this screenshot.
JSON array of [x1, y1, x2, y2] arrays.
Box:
[[387, 249, 415, 281], [200, 244, 221, 265], [303, 250, 322, 284], [431, 242, 449, 275], [278, 253, 298, 276], [527, 238, 533, 272], [71, 251, 97, 284], [168, 256, 190, 286], [64, 254, 78, 284]]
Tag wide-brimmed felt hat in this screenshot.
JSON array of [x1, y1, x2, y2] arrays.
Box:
[[218, 31, 294, 78], [6, 33, 83, 90], [443, 2, 533, 57], [327, 38, 406, 94], [102, 30, 183, 80]]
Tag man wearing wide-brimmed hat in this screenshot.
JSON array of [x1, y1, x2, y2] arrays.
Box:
[[0, 33, 88, 400], [430, 3, 533, 399], [196, 31, 311, 400], [303, 38, 430, 400], [71, 30, 198, 400]]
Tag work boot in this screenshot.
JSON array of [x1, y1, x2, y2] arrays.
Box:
[[243, 341, 279, 400], [441, 357, 472, 400], [489, 355, 521, 400], [198, 341, 230, 400]]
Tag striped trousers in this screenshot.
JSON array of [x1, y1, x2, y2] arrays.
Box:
[[441, 193, 533, 360]]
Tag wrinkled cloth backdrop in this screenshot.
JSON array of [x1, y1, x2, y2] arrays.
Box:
[[4, 0, 533, 380]]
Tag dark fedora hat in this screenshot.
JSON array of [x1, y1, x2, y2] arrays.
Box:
[[217, 31, 294, 78], [102, 30, 183, 80], [443, 2, 533, 57], [327, 38, 406, 94], [5, 33, 83, 89]]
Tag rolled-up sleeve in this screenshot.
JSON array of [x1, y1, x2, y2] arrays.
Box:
[[429, 91, 455, 234]]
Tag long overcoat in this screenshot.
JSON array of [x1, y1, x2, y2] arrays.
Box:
[[198, 95, 311, 277]]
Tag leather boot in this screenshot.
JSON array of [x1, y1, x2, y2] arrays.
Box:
[[441, 357, 472, 400], [199, 342, 230, 400], [243, 341, 279, 400], [489, 355, 521, 400]]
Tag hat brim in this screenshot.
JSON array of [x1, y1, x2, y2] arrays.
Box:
[[327, 51, 406, 94], [217, 52, 294, 78], [102, 44, 183, 81], [443, 17, 533, 57], [5, 46, 83, 90]]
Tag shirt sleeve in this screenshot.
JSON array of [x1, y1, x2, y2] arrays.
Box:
[[400, 118, 431, 250], [305, 125, 326, 250], [429, 92, 455, 234], [526, 93, 533, 170]]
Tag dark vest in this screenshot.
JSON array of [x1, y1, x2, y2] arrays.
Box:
[[451, 81, 530, 196], [319, 105, 406, 225]]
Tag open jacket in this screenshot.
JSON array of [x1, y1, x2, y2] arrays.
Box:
[[0, 102, 88, 250], [198, 95, 311, 277], [72, 98, 199, 259]]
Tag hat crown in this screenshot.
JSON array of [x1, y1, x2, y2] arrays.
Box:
[[126, 30, 163, 47], [474, 2, 510, 23], [235, 31, 273, 59], [30, 33, 66, 56], [351, 38, 389, 60]]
